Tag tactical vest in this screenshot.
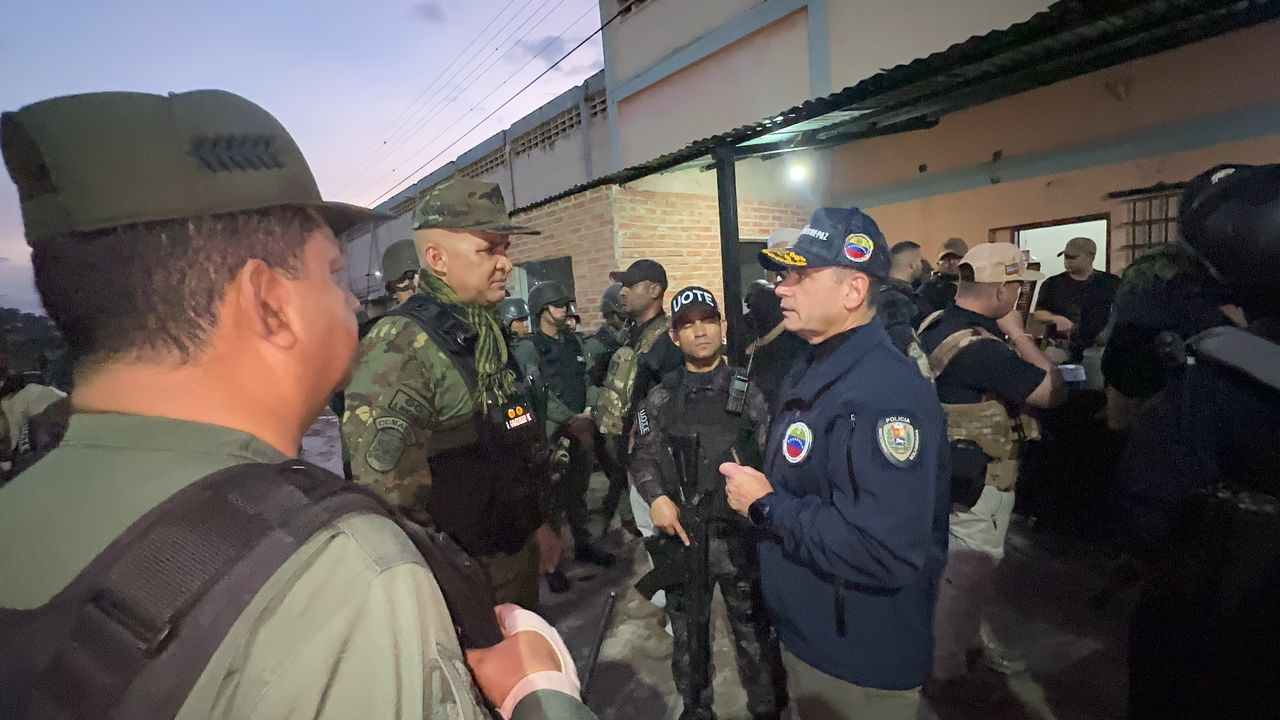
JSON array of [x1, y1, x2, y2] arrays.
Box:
[[1185, 326, 1280, 498], [660, 368, 751, 526], [593, 314, 671, 435], [0, 461, 500, 720], [918, 311, 1040, 491], [529, 331, 588, 414], [387, 294, 544, 556]]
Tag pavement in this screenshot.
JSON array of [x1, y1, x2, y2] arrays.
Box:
[[546, 472, 1135, 720]]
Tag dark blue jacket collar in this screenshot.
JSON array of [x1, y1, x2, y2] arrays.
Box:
[[782, 316, 889, 406]]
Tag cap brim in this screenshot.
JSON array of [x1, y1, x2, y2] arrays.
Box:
[[317, 201, 394, 235], [608, 270, 635, 284], [938, 252, 963, 261], [475, 221, 541, 236], [1018, 269, 1046, 281], [759, 246, 811, 272]]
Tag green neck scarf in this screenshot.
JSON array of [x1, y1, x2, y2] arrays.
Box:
[[417, 271, 517, 404]]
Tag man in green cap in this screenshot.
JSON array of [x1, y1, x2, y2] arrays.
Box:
[[0, 90, 595, 719], [343, 176, 562, 610]]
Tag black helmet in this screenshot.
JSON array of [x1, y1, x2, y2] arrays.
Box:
[[528, 281, 573, 320], [1180, 163, 1280, 313], [498, 297, 529, 328], [601, 282, 626, 318]]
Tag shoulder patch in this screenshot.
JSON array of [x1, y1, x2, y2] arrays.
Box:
[[782, 421, 813, 464], [636, 407, 652, 436], [367, 416, 412, 473], [876, 416, 920, 467]]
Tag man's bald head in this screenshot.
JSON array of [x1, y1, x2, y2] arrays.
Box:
[[414, 228, 514, 305]]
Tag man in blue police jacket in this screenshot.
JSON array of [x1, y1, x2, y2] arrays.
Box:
[[722, 207, 950, 720]]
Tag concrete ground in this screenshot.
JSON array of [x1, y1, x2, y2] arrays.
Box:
[[546, 472, 1135, 720]]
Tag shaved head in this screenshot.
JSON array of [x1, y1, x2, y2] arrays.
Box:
[[414, 228, 513, 305]]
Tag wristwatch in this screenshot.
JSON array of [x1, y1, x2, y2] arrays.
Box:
[[748, 492, 776, 530]]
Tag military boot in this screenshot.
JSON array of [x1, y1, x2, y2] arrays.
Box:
[[677, 705, 715, 720], [575, 541, 617, 567]]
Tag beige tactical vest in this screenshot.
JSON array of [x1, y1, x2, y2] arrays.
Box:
[[919, 311, 1041, 491], [593, 315, 670, 436]]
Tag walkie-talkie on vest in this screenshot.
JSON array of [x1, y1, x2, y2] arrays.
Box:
[[726, 349, 754, 416]]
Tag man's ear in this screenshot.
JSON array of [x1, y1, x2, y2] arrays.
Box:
[[841, 271, 871, 311], [669, 328, 681, 348], [422, 242, 448, 276], [232, 259, 298, 350]]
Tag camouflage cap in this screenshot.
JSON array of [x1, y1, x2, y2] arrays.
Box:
[[1, 90, 388, 245], [411, 176, 539, 235]]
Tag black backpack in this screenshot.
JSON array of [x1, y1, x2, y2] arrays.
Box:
[[0, 461, 501, 720]]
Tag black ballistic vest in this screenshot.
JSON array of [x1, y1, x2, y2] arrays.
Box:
[[662, 367, 749, 525], [530, 330, 588, 414], [389, 295, 544, 556]]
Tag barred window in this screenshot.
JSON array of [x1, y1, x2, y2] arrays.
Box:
[[459, 148, 508, 179], [1109, 184, 1182, 262], [587, 93, 608, 119], [617, 0, 655, 19], [511, 108, 582, 157]]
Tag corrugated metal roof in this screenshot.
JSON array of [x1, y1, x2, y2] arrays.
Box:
[[514, 0, 1280, 213]]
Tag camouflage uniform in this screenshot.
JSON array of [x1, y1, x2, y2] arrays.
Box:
[[630, 364, 783, 720], [342, 178, 550, 609]]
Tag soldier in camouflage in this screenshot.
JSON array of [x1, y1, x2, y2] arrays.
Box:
[[630, 287, 782, 720], [342, 176, 560, 609]]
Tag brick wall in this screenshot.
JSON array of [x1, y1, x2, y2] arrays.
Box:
[[511, 185, 810, 331], [614, 188, 809, 311], [510, 185, 617, 330]]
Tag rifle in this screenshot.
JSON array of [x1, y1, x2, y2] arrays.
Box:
[[581, 590, 617, 702]]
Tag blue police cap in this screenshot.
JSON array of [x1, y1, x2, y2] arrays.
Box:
[[758, 207, 890, 279]]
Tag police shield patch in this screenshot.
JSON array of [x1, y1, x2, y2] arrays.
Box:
[[876, 416, 919, 467]]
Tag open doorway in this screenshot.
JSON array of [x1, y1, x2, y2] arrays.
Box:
[[994, 214, 1109, 308]]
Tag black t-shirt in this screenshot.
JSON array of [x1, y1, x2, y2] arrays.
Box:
[[1035, 270, 1121, 352], [920, 306, 1047, 405]]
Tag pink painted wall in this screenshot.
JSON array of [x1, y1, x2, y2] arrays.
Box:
[[616, 9, 811, 166], [861, 134, 1280, 274], [827, 21, 1280, 197]]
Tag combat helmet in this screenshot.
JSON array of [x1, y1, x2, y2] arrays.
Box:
[[600, 282, 626, 319], [381, 239, 419, 283], [528, 281, 573, 321], [1180, 163, 1280, 313], [498, 297, 530, 328]]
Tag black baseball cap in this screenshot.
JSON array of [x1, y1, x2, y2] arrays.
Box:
[[610, 259, 668, 288], [670, 286, 720, 326], [759, 207, 891, 279]]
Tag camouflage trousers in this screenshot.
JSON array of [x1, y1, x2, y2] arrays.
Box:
[[667, 528, 783, 719]]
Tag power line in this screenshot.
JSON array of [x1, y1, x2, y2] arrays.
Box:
[[329, 0, 523, 191], [333, 0, 556, 195], [365, 2, 618, 208], [348, 0, 578, 201]]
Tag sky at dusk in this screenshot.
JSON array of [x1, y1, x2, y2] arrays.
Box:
[[0, 0, 606, 313]]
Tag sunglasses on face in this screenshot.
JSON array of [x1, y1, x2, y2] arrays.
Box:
[[548, 300, 571, 310]]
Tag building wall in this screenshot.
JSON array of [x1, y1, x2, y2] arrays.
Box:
[[827, 22, 1280, 199], [860, 134, 1280, 274], [509, 186, 619, 331], [509, 185, 809, 331], [604, 0, 762, 86], [615, 9, 811, 166], [825, 0, 1052, 92]]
